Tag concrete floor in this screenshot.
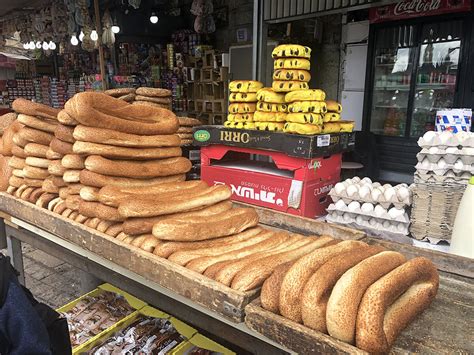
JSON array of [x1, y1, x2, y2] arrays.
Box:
[[2, 243, 81, 309]]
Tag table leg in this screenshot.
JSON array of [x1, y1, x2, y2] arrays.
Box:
[[6, 233, 25, 286], [0, 218, 6, 249]]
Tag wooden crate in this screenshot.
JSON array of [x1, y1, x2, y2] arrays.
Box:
[[246, 268, 473, 354], [0, 193, 365, 323]]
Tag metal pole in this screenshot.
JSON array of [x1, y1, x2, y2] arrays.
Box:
[[93, 0, 107, 90], [252, 0, 269, 84]]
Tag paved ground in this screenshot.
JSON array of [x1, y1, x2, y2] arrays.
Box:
[[2, 243, 82, 309]]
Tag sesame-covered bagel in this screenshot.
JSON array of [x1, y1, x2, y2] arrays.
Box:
[[272, 44, 311, 59]]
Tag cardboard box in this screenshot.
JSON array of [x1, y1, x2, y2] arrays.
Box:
[[193, 125, 355, 159], [201, 145, 341, 218], [436, 109, 472, 133]]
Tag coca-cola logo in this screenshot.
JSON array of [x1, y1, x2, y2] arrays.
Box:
[[393, 0, 442, 15]]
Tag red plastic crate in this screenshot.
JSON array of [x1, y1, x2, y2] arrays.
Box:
[[201, 145, 341, 218]]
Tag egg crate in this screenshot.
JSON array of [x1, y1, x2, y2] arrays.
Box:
[[326, 211, 410, 236], [327, 203, 410, 223], [329, 177, 411, 209], [409, 181, 466, 241], [417, 131, 474, 149], [415, 172, 471, 184], [416, 147, 474, 165], [415, 163, 474, 176]]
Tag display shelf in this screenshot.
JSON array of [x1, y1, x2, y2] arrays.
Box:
[[374, 86, 410, 91]]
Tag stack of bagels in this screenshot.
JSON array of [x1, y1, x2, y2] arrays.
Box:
[[177, 116, 201, 146], [260, 239, 439, 353], [61, 91, 191, 236], [6, 99, 63, 206], [0, 113, 18, 191], [132, 87, 172, 110], [104, 88, 136, 102]]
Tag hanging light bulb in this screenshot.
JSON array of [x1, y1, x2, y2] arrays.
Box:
[[150, 12, 158, 24], [23, 43, 29, 49], [112, 25, 120, 34], [49, 41, 56, 50], [28, 41, 35, 49], [71, 35, 79, 46], [90, 30, 99, 41], [42, 41, 49, 50], [79, 31, 85, 42], [36, 41, 42, 49]]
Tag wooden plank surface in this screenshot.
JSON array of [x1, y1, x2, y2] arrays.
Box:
[[0, 193, 256, 322], [246, 271, 474, 354], [364, 236, 473, 278], [235, 202, 366, 240]]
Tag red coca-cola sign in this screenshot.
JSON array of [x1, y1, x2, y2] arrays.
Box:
[[370, 0, 471, 23]]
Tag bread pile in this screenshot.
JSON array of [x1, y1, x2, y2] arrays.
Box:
[[224, 80, 263, 129], [254, 88, 287, 131], [133, 87, 172, 110], [272, 44, 311, 93], [260, 240, 439, 353], [104, 88, 136, 102], [47, 91, 187, 235], [177, 117, 202, 146], [0, 113, 18, 191], [5, 99, 64, 206]]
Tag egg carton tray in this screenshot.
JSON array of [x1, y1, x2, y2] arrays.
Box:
[[415, 163, 474, 176], [417, 131, 474, 149], [414, 172, 471, 184], [326, 212, 410, 238], [327, 203, 410, 223], [416, 148, 474, 164]]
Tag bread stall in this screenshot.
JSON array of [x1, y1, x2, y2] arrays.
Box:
[[0, 42, 472, 353]]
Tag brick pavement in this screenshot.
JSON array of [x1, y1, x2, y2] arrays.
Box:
[[2, 243, 82, 309]]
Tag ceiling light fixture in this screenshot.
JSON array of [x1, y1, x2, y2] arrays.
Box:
[[112, 25, 120, 34], [150, 12, 158, 24], [71, 35, 79, 46], [90, 30, 99, 41]]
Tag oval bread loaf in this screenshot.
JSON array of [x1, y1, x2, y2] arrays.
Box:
[[79, 170, 185, 188], [73, 141, 181, 160], [18, 127, 54, 146], [50, 138, 74, 155], [61, 154, 85, 169], [78, 201, 125, 222], [17, 114, 57, 133], [57, 110, 79, 126], [12, 98, 60, 120], [54, 124, 75, 143]]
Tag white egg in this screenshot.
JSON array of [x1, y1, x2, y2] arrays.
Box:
[[388, 207, 404, 219], [423, 131, 437, 144], [372, 182, 381, 188], [384, 187, 397, 202], [397, 223, 407, 233], [359, 185, 371, 200], [352, 176, 361, 183], [335, 199, 346, 210], [346, 185, 359, 198], [439, 131, 452, 145], [383, 183, 392, 190], [374, 204, 386, 217], [345, 178, 353, 185], [355, 215, 365, 225], [397, 187, 410, 202], [334, 182, 345, 195], [428, 146, 439, 155], [371, 189, 383, 202], [437, 158, 448, 169], [348, 201, 361, 212], [421, 158, 431, 170], [454, 159, 464, 170], [361, 202, 374, 214], [446, 146, 458, 155], [382, 220, 391, 229], [343, 213, 352, 222], [361, 177, 372, 184], [368, 218, 378, 227]]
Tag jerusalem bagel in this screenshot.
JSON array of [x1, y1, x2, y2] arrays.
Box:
[[8, 156, 26, 169], [79, 186, 100, 202], [12, 98, 60, 120], [9, 176, 24, 188], [104, 88, 135, 97], [84, 155, 191, 178], [119, 185, 231, 218], [50, 138, 73, 155], [64, 92, 178, 135], [326, 251, 406, 344], [17, 114, 57, 133], [57, 110, 78, 126], [152, 208, 259, 242], [260, 261, 296, 314], [24, 143, 49, 158], [73, 125, 180, 148], [279, 240, 368, 323], [136, 87, 171, 97], [301, 246, 385, 333], [46, 148, 63, 160], [123, 200, 232, 235], [11, 144, 27, 158], [35, 193, 57, 208], [78, 201, 125, 222], [54, 124, 75, 143], [63, 170, 81, 183], [42, 178, 59, 194], [79, 170, 185, 188], [48, 160, 66, 176], [61, 154, 85, 169], [135, 95, 171, 104], [355, 257, 439, 353], [104, 223, 123, 237], [73, 141, 181, 160], [23, 166, 49, 179], [12, 133, 28, 147], [25, 157, 50, 169], [18, 127, 54, 146]]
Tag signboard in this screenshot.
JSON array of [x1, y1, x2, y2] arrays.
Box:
[[369, 0, 471, 23]]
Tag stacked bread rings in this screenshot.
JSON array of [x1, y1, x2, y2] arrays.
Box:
[[6, 98, 62, 206], [272, 44, 312, 94], [253, 88, 287, 132], [283, 89, 328, 135], [321, 99, 354, 133], [224, 80, 263, 130], [177, 116, 202, 146]]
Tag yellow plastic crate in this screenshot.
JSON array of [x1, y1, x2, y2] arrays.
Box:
[[172, 333, 236, 355], [57, 283, 147, 354], [78, 305, 198, 353]]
